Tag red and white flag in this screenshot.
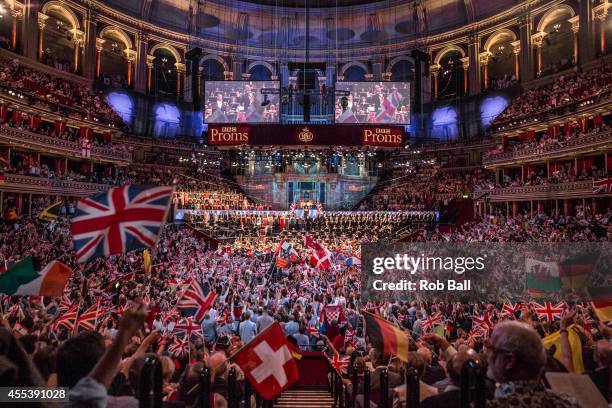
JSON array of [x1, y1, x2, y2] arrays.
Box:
[[305, 236, 332, 270], [231, 322, 299, 400], [76, 302, 101, 332]]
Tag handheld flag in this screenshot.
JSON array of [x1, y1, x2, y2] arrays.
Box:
[[363, 311, 409, 363], [71, 185, 173, 263]]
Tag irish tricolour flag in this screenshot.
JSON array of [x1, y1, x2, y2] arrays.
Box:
[[0, 257, 72, 297]]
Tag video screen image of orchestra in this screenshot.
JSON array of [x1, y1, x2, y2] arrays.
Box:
[[335, 82, 411, 124]]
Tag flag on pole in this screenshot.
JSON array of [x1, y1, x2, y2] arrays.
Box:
[[305, 236, 332, 270], [363, 311, 409, 363], [177, 281, 217, 322], [71, 185, 174, 263], [231, 322, 299, 400]]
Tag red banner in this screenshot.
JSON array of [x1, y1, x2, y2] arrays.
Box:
[[207, 124, 406, 147]]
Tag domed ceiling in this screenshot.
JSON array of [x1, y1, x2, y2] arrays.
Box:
[[103, 0, 519, 48]]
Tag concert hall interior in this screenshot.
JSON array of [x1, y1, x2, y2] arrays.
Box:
[[0, 0, 611, 407]]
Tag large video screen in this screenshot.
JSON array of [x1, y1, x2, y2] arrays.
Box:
[[335, 82, 410, 124], [204, 81, 280, 124]]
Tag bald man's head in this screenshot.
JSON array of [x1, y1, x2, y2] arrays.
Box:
[[208, 351, 228, 379], [487, 321, 546, 383], [448, 349, 481, 386]]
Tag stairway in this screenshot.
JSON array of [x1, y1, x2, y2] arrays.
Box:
[[273, 389, 334, 408]]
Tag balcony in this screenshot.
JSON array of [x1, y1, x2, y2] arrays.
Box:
[[475, 180, 601, 202], [0, 173, 109, 196], [0, 126, 131, 164], [483, 130, 612, 167]]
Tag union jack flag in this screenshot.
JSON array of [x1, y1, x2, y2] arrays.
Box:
[[593, 177, 612, 194], [501, 302, 521, 319], [71, 185, 174, 263], [177, 281, 217, 322], [174, 317, 204, 339], [532, 301, 566, 322], [422, 312, 443, 331], [76, 303, 101, 332], [52, 305, 79, 332], [168, 336, 189, 357], [472, 311, 494, 330], [328, 354, 350, 374]]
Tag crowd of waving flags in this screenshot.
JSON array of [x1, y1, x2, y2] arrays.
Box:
[[2, 183, 612, 399]]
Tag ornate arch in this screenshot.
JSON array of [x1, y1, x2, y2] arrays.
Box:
[[149, 43, 182, 63], [199, 54, 229, 72], [483, 28, 518, 53], [433, 45, 466, 65], [339, 61, 369, 76], [247, 61, 276, 76], [536, 4, 576, 32], [41, 0, 80, 29], [99, 26, 133, 51], [386, 56, 415, 73]]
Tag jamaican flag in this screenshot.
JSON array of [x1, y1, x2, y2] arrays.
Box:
[[37, 202, 62, 222]]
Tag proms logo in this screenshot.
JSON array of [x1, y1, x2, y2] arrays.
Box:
[[298, 127, 314, 143], [362, 127, 403, 147], [208, 126, 250, 145]]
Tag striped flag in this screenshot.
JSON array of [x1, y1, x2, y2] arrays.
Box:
[[363, 311, 409, 362]]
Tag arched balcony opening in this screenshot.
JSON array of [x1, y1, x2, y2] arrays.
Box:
[[151, 48, 178, 99], [538, 6, 576, 76], [437, 50, 464, 100], [40, 5, 80, 73], [0, 1, 14, 50], [248, 64, 272, 81], [485, 29, 518, 90], [344, 65, 366, 81], [98, 29, 132, 89], [390, 59, 414, 81]]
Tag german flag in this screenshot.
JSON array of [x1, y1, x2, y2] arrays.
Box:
[[589, 286, 612, 322], [363, 311, 409, 362]]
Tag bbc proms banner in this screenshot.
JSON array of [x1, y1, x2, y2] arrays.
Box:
[[206, 124, 406, 147]]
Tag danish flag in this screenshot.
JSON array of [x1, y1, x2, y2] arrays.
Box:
[[305, 236, 332, 270], [76, 303, 101, 332], [71, 185, 173, 263], [232, 322, 299, 400], [472, 311, 494, 330], [329, 354, 350, 374], [422, 312, 443, 331], [52, 305, 79, 332], [532, 301, 565, 322]]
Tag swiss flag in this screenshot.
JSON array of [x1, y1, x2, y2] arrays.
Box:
[[232, 322, 299, 399]]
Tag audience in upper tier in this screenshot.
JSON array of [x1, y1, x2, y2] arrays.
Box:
[[493, 62, 612, 125], [0, 57, 124, 126]]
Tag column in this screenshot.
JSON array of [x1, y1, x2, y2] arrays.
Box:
[[578, 0, 595, 64], [232, 57, 244, 80], [460, 57, 469, 95], [82, 11, 98, 80], [531, 32, 545, 78], [372, 59, 384, 81], [21, 0, 40, 59], [467, 35, 481, 95], [479, 52, 490, 91], [430, 64, 440, 99], [37, 13, 49, 61], [594, 8, 608, 56], [518, 14, 534, 82], [126, 51, 136, 88], [134, 32, 149, 93], [569, 16, 580, 64], [175, 62, 186, 100], [95, 38, 105, 79], [146, 55, 155, 93], [72, 33, 84, 74], [510, 40, 521, 80], [10, 8, 22, 50]]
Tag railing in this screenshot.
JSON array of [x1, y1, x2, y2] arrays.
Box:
[[0, 173, 109, 196], [484, 130, 612, 166], [490, 88, 612, 133], [0, 126, 132, 163], [474, 180, 600, 201]]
